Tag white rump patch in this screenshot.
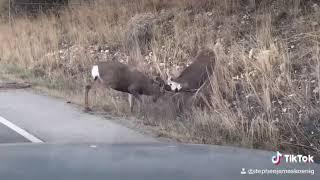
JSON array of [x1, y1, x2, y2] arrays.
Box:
[[167, 78, 182, 91], [91, 65, 100, 80]]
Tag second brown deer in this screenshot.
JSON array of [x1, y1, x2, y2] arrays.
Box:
[[166, 49, 216, 92]]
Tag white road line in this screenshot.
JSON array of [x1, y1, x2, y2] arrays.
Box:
[[0, 116, 43, 143]]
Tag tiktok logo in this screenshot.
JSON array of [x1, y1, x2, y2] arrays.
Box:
[[272, 151, 283, 165], [271, 151, 314, 165]]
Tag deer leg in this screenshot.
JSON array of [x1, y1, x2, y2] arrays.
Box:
[[128, 94, 134, 112], [132, 93, 142, 102], [152, 93, 161, 102], [84, 83, 93, 112], [128, 85, 142, 112], [84, 77, 101, 112], [132, 93, 142, 113]]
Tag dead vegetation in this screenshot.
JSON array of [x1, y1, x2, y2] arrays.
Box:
[[0, 0, 319, 159]]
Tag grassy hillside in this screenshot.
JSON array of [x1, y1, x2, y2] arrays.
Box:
[[0, 0, 319, 158]]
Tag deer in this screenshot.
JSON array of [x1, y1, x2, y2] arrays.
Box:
[[84, 60, 165, 112], [166, 49, 216, 92]]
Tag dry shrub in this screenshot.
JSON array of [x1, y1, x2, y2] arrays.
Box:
[[124, 13, 157, 55], [124, 10, 174, 56]]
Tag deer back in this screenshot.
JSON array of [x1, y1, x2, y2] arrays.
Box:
[[174, 49, 216, 90]]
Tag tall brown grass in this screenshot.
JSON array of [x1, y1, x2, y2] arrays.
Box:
[[0, 0, 319, 158]]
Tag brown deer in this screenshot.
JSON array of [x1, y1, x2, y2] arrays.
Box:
[[84, 60, 165, 112], [166, 49, 216, 92]]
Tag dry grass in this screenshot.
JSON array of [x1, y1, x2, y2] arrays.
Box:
[[0, 0, 319, 158]]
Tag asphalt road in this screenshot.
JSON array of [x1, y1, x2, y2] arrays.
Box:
[[0, 89, 155, 144], [0, 143, 319, 180], [0, 123, 29, 143]]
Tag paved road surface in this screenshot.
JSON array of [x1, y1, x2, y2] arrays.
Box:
[[0, 143, 319, 180], [0, 123, 28, 143], [0, 89, 155, 144]]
